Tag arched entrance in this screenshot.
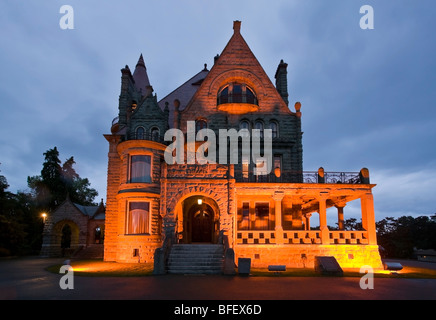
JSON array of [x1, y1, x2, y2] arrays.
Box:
[[181, 196, 220, 244], [52, 220, 80, 257]]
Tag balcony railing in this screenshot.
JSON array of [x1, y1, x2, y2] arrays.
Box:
[[234, 170, 363, 184], [236, 230, 369, 245], [217, 93, 258, 106], [125, 132, 165, 144]]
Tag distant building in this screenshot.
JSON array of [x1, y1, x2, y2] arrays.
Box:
[[414, 249, 436, 263], [40, 196, 105, 258], [103, 21, 383, 273]]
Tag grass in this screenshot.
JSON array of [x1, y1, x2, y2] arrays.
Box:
[[46, 259, 436, 279], [46, 259, 154, 277]]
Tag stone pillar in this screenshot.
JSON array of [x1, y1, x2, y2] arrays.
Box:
[[304, 213, 312, 230], [318, 193, 329, 244], [335, 203, 346, 230], [361, 192, 377, 245], [273, 191, 285, 244]]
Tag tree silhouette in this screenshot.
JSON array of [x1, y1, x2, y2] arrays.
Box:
[[27, 147, 98, 212]]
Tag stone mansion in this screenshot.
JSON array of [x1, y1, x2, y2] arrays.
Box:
[[103, 21, 383, 273]]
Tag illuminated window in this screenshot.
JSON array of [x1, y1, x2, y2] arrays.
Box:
[[126, 202, 149, 234], [130, 155, 151, 183], [242, 158, 249, 180], [254, 203, 270, 230], [238, 202, 250, 230], [274, 155, 281, 171], [217, 83, 258, 105]]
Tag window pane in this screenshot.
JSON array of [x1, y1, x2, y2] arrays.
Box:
[[127, 202, 149, 234], [219, 87, 229, 104], [131, 155, 151, 183], [255, 203, 269, 230], [246, 87, 256, 104], [270, 122, 278, 138], [238, 202, 250, 230], [232, 85, 242, 103], [136, 127, 145, 139]]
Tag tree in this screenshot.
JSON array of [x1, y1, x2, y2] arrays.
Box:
[[28, 147, 98, 211], [376, 215, 436, 258]]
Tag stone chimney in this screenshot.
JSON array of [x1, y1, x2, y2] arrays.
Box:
[[275, 59, 289, 106]]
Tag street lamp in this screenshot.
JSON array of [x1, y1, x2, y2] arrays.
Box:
[[41, 213, 47, 223]]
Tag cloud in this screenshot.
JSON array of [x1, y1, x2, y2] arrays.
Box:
[[0, 0, 435, 222]]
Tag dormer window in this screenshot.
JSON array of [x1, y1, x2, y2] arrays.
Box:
[[217, 83, 258, 106]]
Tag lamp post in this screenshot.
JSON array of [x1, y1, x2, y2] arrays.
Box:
[[41, 213, 47, 224]]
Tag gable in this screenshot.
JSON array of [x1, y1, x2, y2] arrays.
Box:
[[180, 21, 294, 125]]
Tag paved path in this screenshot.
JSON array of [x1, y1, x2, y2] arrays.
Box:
[[1, 257, 436, 300]]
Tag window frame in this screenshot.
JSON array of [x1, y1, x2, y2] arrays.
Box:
[[125, 200, 151, 235], [129, 154, 152, 183]]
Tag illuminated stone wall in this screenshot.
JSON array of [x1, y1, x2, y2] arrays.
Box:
[[234, 245, 383, 269]]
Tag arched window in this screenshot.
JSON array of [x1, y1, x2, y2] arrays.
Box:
[[246, 87, 256, 104], [232, 84, 242, 103], [136, 127, 145, 140], [254, 121, 264, 139], [150, 127, 160, 142], [195, 119, 207, 134], [239, 120, 250, 138], [270, 121, 279, 138], [218, 86, 229, 104], [217, 83, 258, 106]]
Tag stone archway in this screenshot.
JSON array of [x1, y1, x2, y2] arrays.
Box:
[[51, 220, 81, 257], [163, 182, 234, 246], [181, 196, 220, 243]]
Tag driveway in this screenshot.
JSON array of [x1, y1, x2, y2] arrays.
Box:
[[1, 256, 436, 301]]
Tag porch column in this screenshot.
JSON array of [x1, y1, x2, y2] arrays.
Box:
[[273, 191, 285, 244], [335, 203, 346, 230], [304, 213, 312, 230], [318, 192, 329, 244], [361, 192, 377, 245]]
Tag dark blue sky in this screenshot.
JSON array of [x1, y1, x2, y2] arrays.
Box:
[[0, 0, 435, 224]]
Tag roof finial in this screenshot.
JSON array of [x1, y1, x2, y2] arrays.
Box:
[[203, 63, 208, 71]]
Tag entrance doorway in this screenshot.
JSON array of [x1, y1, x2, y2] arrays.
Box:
[[181, 196, 219, 243]]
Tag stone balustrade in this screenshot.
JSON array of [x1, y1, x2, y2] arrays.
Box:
[[235, 230, 369, 245]]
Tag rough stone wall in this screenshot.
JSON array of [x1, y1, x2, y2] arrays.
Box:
[[103, 136, 122, 261], [162, 163, 234, 245], [234, 244, 383, 270], [40, 200, 89, 257]]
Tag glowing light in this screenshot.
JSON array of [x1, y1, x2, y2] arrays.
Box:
[[197, 199, 203, 205], [41, 213, 47, 223]]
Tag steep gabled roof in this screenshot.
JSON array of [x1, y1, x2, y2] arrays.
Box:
[[181, 20, 293, 119], [158, 66, 209, 127]]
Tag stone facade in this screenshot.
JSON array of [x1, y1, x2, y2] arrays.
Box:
[[40, 197, 105, 257], [103, 21, 383, 270]]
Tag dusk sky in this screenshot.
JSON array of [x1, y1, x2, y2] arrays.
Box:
[[0, 0, 435, 225]]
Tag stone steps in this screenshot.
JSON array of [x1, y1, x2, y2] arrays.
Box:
[[167, 244, 224, 274]]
